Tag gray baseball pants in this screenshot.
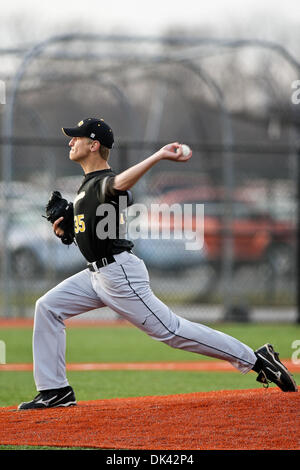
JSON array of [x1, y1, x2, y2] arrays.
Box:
[[33, 251, 257, 390]]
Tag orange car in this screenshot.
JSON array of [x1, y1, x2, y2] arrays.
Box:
[[155, 187, 295, 275]]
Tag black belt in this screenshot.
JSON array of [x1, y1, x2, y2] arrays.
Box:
[[87, 255, 115, 271]]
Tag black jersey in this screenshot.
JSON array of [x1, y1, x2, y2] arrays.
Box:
[[73, 169, 134, 262]]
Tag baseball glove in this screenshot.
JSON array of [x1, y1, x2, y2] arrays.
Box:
[[44, 191, 75, 245]]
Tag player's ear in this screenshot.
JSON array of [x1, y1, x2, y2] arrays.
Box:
[[90, 140, 101, 153]]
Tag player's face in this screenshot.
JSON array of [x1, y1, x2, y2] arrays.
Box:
[[68, 137, 92, 161]]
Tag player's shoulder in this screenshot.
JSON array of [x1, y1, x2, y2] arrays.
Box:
[[80, 169, 115, 188], [96, 169, 116, 180]]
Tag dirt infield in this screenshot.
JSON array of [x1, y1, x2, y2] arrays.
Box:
[[1, 359, 299, 372], [0, 389, 299, 450], [0, 318, 129, 328]]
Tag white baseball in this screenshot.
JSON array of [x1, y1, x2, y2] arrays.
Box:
[[181, 144, 191, 156]]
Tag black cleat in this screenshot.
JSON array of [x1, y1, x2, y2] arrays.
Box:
[[254, 343, 298, 392], [18, 385, 77, 410]]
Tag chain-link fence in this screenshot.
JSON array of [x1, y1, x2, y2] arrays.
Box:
[[1, 34, 300, 322], [0, 138, 298, 322]]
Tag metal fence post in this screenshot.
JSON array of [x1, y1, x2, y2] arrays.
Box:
[[297, 148, 300, 323]]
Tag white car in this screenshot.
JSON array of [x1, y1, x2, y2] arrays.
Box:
[[5, 209, 86, 278]]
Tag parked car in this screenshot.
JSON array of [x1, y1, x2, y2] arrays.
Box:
[[154, 186, 295, 277], [127, 198, 209, 274], [1, 207, 86, 279], [132, 235, 207, 272]]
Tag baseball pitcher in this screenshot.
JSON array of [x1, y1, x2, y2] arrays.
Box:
[[18, 118, 297, 410]]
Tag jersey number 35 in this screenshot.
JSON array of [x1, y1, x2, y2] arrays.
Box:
[[74, 214, 86, 234]]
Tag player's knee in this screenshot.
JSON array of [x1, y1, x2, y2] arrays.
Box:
[[35, 295, 48, 313], [35, 293, 56, 320], [34, 294, 63, 330], [163, 335, 186, 350]]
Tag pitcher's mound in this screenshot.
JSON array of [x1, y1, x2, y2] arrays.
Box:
[[0, 388, 299, 450]]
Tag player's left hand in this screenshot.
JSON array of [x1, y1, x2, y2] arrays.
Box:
[[157, 142, 192, 162], [53, 217, 65, 238]]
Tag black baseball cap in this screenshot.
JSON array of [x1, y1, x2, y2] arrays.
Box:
[[62, 118, 114, 149]]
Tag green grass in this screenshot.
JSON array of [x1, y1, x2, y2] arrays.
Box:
[[0, 369, 270, 408], [1, 322, 299, 363], [0, 322, 299, 408], [0, 322, 299, 450]]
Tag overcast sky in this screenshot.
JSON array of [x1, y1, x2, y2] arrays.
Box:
[[1, 0, 300, 42]]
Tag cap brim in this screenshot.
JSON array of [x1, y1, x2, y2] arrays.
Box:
[[61, 127, 86, 137]]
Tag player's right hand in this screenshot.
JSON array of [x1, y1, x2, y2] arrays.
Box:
[[53, 217, 65, 238], [157, 142, 192, 162]]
